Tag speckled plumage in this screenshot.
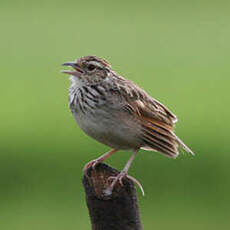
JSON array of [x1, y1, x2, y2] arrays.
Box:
[[62, 56, 194, 194]]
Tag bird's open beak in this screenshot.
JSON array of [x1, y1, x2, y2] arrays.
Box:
[[61, 62, 84, 77]]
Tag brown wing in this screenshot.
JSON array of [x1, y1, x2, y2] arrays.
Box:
[[114, 80, 193, 158], [128, 99, 180, 158]]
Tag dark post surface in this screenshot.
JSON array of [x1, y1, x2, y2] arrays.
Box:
[[82, 163, 142, 230]]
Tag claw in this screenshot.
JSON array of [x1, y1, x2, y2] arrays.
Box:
[[92, 161, 98, 170], [83, 149, 118, 176], [83, 159, 99, 176], [106, 172, 145, 196], [126, 175, 145, 196], [108, 171, 127, 187]]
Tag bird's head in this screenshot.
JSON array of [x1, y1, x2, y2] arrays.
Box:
[[61, 56, 112, 82]]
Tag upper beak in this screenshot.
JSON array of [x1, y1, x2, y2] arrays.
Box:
[[61, 61, 84, 77], [62, 62, 76, 67]]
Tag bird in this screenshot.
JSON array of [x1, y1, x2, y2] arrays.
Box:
[[61, 55, 194, 195]]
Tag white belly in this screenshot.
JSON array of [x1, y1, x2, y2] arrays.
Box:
[[72, 109, 142, 150]]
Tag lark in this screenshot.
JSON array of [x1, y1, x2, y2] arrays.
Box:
[[62, 56, 194, 195]]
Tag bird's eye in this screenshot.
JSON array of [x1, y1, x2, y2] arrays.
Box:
[[88, 64, 96, 71]]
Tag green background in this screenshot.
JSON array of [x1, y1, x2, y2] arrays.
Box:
[[1, 0, 230, 229]]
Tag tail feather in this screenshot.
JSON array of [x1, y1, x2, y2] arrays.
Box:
[[142, 138, 178, 158], [141, 124, 179, 158], [141, 119, 194, 158], [173, 133, 194, 155]]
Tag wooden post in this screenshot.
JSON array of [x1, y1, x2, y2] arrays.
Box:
[[82, 163, 142, 230]]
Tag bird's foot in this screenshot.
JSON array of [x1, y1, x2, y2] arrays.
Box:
[[126, 174, 145, 196], [105, 171, 145, 196], [108, 170, 127, 186], [83, 159, 100, 176]]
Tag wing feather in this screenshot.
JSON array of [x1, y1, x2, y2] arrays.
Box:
[[113, 80, 193, 157], [107, 77, 193, 157]]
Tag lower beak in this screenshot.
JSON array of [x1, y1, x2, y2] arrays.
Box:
[[61, 62, 84, 77]]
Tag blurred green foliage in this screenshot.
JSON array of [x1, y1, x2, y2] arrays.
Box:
[[1, 0, 230, 229]]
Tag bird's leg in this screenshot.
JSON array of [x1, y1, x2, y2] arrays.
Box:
[[83, 149, 118, 175], [109, 149, 138, 186], [106, 149, 145, 196]]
